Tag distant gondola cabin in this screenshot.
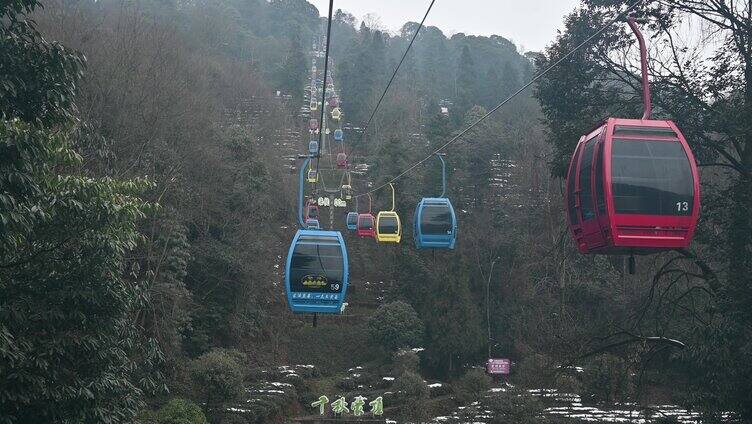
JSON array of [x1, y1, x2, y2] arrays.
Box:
[[414, 198, 457, 249], [356, 213, 376, 238], [331, 107, 342, 121], [336, 153, 347, 168], [346, 211, 358, 230], [376, 211, 401, 243]]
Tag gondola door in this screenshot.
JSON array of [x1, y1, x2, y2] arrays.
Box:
[[580, 131, 608, 250], [577, 133, 602, 250], [569, 128, 602, 252]]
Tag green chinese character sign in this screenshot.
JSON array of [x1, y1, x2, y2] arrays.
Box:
[[351, 396, 366, 416], [369, 396, 384, 416], [310, 394, 384, 417], [331, 397, 349, 414], [311, 395, 329, 415]]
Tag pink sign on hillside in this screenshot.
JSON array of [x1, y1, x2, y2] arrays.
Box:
[[486, 358, 511, 375]]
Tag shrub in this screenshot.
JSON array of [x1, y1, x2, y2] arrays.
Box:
[[287, 324, 379, 374], [455, 368, 492, 403], [337, 376, 358, 391], [512, 353, 555, 388], [394, 371, 429, 401], [395, 371, 430, 423], [156, 398, 207, 424], [135, 409, 159, 424], [188, 349, 246, 409], [581, 354, 634, 403], [393, 349, 420, 374], [428, 381, 452, 397], [487, 386, 548, 424], [367, 301, 424, 352], [553, 373, 583, 394]]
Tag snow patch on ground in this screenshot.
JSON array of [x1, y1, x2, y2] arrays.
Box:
[[433, 386, 715, 423]]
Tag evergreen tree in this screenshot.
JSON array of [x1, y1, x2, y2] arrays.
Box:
[[278, 33, 306, 97], [500, 61, 520, 98], [461, 105, 494, 209], [423, 264, 484, 376], [454, 44, 477, 123]]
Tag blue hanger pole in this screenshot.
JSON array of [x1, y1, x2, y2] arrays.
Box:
[[298, 157, 311, 228], [437, 154, 446, 198]]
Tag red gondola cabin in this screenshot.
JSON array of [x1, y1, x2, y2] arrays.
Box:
[[565, 17, 700, 257], [356, 213, 376, 238], [336, 153, 347, 168], [565, 118, 699, 255]]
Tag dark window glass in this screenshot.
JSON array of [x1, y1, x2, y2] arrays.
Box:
[[595, 141, 606, 215], [579, 138, 597, 221], [359, 216, 373, 229], [611, 140, 694, 215], [378, 216, 399, 234], [567, 144, 582, 225], [290, 242, 344, 293], [346, 213, 357, 226], [420, 204, 453, 235], [307, 207, 318, 219]]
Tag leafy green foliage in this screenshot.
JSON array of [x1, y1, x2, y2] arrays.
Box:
[[278, 33, 307, 97], [422, 265, 485, 376], [287, 323, 381, 375], [188, 349, 246, 410], [395, 371, 430, 423], [334, 19, 531, 126], [454, 44, 478, 122], [368, 301, 424, 352], [486, 387, 549, 424], [143, 213, 193, 360], [395, 370, 429, 400], [512, 354, 555, 389], [156, 398, 207, 424], [454, 368, 492, 404], [1, 2, 162, 421], [0, 118, 160, 423], [0, 0, 84, 126], [393, 350, 420, 374]]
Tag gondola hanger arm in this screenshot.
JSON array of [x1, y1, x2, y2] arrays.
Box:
[[389, 183, 396, 212]]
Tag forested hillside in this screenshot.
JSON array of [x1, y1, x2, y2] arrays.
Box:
[[1, 0, 751, 423]]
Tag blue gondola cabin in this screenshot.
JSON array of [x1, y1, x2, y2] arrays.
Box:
[[285, 230, 349, 314]]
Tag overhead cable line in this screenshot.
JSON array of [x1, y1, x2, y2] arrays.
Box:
[[313, 0, 335, 194], [353, 0, 644, 198]]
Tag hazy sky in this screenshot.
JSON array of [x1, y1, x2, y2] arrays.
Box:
[[307, 0, 581, 52]]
